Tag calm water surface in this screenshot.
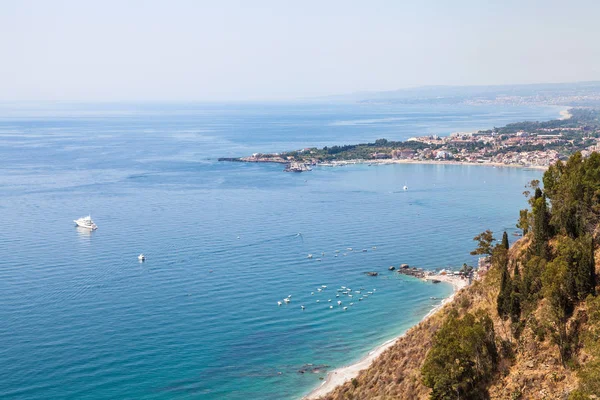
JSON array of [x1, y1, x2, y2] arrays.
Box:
[[0, 103, 557, 399]]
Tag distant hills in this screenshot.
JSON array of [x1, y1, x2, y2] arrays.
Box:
[[327, 81, 600, 107]]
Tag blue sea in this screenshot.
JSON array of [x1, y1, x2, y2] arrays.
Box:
[[0, 103, 558, 399]]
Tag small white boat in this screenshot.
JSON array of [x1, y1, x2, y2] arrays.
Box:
[[74, 215, 97, 230], [283, 298, 290, 303], [321, 285, 327, 288], [138, 254, 146, 261], [328, 299, 331, 302], [277, 301, 282, 306], [307, 254, 313, 259], [343, 307, 347, 311], [301, 305, 305, 310], [329, 305, 333, 309], [403, 183, 408, 191], [337, 301, 342, 305]]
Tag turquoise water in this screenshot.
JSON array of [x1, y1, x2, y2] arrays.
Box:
[[0, 103, 556, 399]]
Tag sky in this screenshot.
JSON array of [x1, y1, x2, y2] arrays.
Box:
[[1, 0, 600, 101]]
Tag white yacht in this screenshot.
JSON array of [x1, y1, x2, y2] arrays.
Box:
[[74, 215, 97, 230], [403, 185, 408, 191]]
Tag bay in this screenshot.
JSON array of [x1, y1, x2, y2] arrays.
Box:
[[0, 103, 556, 399]]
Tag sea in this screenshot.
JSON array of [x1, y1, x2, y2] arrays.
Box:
[[0, 102, 560, 399]]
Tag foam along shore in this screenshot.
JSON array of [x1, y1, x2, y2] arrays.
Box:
[[302, 273, 468, 400]]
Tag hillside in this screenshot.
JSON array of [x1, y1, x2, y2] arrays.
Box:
[[317, 152, 600, 400]]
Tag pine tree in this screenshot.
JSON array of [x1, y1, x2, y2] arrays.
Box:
[[510, 263, 522, 323], [502, 231, 509, 250], [517, 209, 530, 235], [532, 194, 550, 259], [497, 264, 512, 320]]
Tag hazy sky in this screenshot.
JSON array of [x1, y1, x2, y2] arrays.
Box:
[[2, 0, 600, 101]]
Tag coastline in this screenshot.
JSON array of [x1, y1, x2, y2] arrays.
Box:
[[316, 158, 548, 171], [559, 107, 573, 120], [302, 274, 468, 400]]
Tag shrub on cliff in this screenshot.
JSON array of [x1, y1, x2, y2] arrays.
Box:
[[421, 310, 498, 400]]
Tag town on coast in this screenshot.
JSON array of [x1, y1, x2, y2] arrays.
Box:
[[220, 108, 600, 171]]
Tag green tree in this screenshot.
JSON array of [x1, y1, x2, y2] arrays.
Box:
[[501, 231, 509, 250], [531, 193, 551, 259], [510, 263, 522, 324], [470, 230, 495, 256], [516, 209, 530, 235], [422, 311, 498, 400], [497, 263, 512, 320], [542, 257, 575, 364]]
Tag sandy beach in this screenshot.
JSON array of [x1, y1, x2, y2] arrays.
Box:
[[559, 107, 573, 120], [303, 274, 468, 399], [318, 158, 548, 171]]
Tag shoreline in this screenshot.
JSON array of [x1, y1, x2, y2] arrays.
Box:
[[302, 274, 468, 400], [315, 158, 548, 171]]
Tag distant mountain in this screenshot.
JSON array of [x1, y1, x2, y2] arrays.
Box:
[[327, 81, 600, 106]]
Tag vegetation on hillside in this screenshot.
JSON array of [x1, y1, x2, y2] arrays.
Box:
[[421, 151, 600, 399], [317, 151, 600, 400]]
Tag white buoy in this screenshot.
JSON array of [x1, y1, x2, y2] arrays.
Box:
[[329, 305, 333, 309]]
